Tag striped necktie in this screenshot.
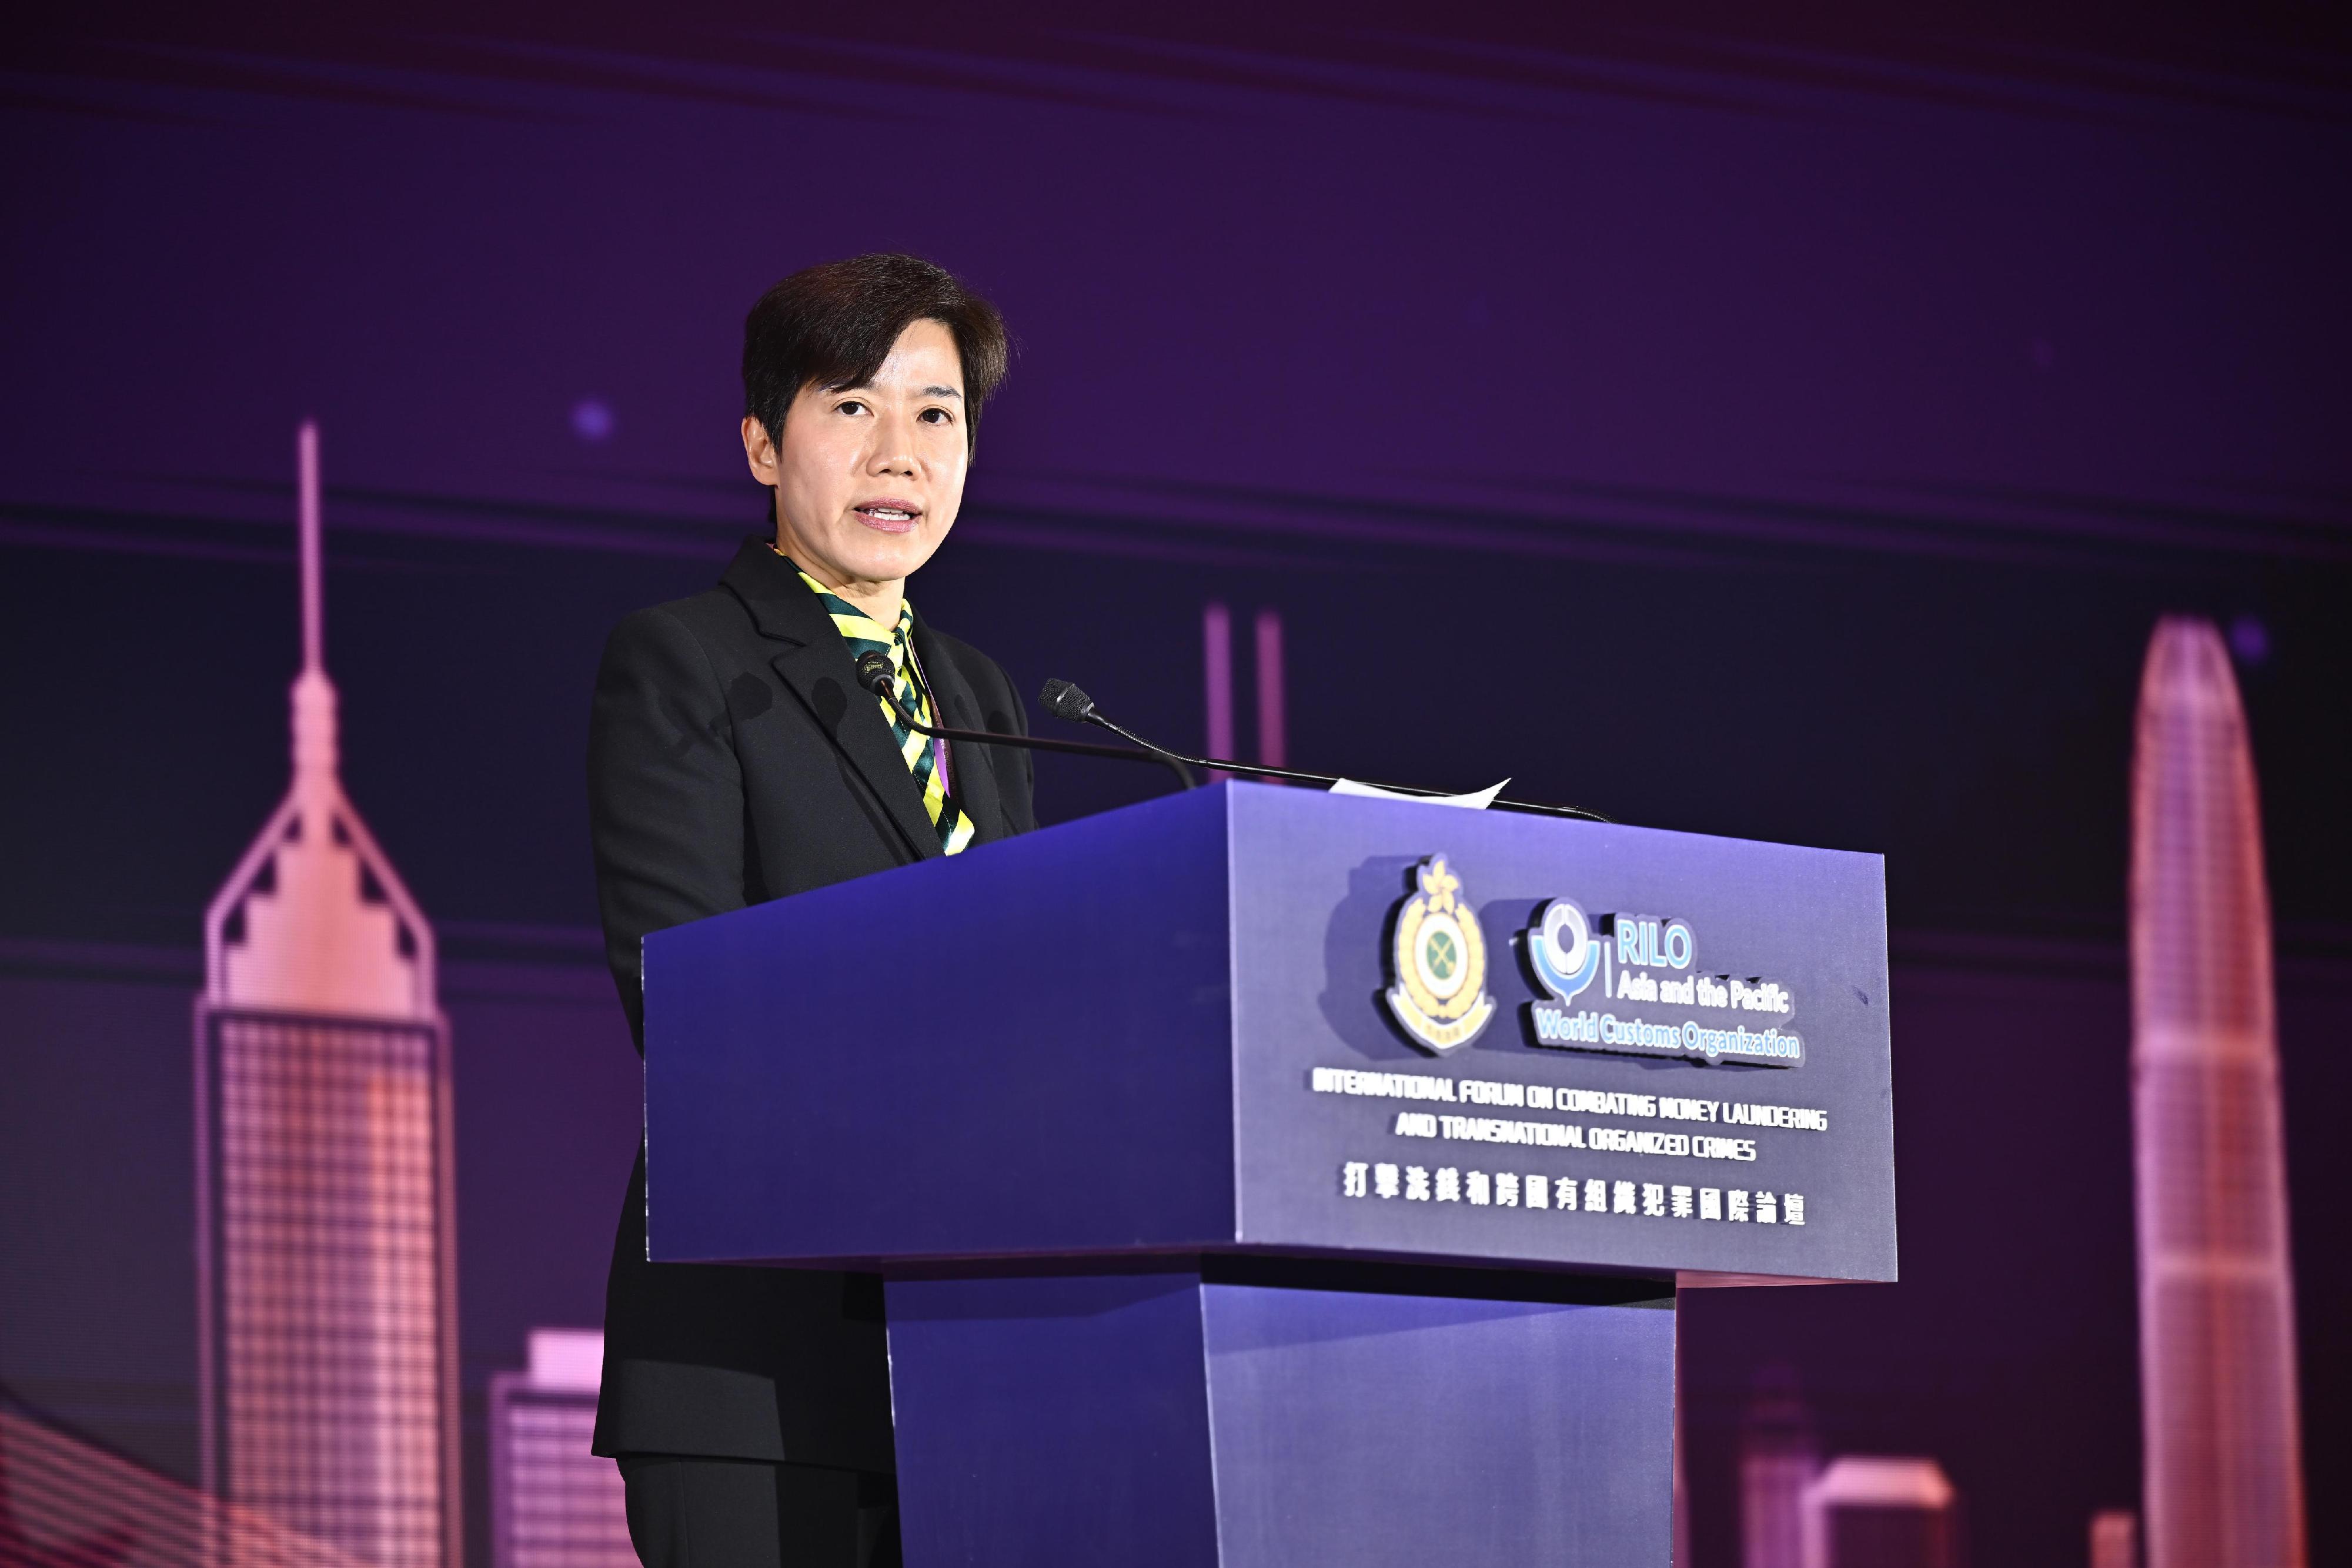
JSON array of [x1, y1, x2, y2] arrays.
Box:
[[798, 569, 976, 855]]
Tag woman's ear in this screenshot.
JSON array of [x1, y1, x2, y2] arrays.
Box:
[[741, 416, 780, 487]]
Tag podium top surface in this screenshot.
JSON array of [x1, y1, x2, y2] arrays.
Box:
[[645, 783, 1896, 1285]]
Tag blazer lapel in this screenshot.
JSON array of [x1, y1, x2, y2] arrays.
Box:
[[723, 540, 943, 863], [912, 615, 1008, 845]]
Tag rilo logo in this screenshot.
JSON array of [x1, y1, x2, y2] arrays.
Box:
[[1521, 898, 1601, 1007], [1382, 855, 1497, 1055], [1519, 902, 1806, 1068]]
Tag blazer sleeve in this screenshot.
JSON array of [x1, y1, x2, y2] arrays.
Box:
[[587, 606, 747, 1051]]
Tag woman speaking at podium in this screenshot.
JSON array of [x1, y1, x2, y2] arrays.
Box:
[[583, 255, 1032, 1567]]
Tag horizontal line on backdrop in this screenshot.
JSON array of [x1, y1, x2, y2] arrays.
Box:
[[12, 464, 2345, 577], [15, 13, 2347, 132], [0, 934, 616, 1000], [13, 924, 2350, 989]]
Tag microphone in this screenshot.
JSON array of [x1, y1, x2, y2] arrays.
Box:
[[852, 651, 1197, 790], [1036, 677, 1608, 823], [1038, 678, 1096, 725]]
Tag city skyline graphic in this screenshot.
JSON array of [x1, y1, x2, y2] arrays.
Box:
[[1740, 1365, 1818, 1568], [193, 424, 463, 1568], [487, 1332, 632, 1568], [0, 429, 2318, 1567], [2131, 617, 2307, 1568]]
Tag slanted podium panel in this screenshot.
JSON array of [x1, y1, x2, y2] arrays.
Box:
[[644, 782, 1896, 1567], [882, 1266, 1675, 1568]]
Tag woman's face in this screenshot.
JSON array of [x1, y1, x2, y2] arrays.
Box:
[[744, 317, 971, 591]]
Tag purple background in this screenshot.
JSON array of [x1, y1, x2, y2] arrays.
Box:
[[4, 5, 2348, 1566]]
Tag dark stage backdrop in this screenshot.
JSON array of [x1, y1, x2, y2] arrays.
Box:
[[3, 8, 2347, 1565]]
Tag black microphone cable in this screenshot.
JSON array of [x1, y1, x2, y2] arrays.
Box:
[[1037, 677, 1608, 823], [854, 651, 1197, 791]]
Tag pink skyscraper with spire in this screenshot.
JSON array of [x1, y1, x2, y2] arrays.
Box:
[[194, 423, 462, 1568], [2130, 617, 2306, 1568]]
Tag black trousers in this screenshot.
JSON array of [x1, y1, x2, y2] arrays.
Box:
[[616, 1456, 901, 1568]]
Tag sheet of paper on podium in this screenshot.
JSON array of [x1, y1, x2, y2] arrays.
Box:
[[1328, 777, 1509, 808]]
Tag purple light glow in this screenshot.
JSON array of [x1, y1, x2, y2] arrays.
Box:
[[571, 399, 614, 443], [1254, 609, 1285, 770], [2229, 614, 2270, 666]]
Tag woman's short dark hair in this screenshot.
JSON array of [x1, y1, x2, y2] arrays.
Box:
[[743, 254, 1008, 454]]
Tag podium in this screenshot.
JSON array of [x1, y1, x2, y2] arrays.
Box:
[[644, 783, 1896, 1567]]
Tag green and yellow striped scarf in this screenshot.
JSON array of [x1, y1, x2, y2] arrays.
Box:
[[797, 567, 975, 855]]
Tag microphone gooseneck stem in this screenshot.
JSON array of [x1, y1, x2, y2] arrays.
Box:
[[1071, 709, 1610, 824], [872, 683, 1198, 792]]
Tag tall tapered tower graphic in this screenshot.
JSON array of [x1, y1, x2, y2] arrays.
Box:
[[2130, 617, 2304, 1568], [1741, 1365, 1819, 1568], [195, 422, 462, 1568]]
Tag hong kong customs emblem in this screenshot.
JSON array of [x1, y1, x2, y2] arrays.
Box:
[[1383, 855, 1497, 1055]]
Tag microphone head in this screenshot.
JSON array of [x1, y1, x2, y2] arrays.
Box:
[[1038, 678, 1097, 723], [854, 650, 895, 696]]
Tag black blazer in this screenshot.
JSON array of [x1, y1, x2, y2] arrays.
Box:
[[586, 537, 1035, 1465]]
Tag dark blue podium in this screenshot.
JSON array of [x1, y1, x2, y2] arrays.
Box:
[[644, 783, 1896, 1567]]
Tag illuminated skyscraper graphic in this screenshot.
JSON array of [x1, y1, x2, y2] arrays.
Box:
[[2090, 1509, 2139, 1568], [1799, 1457, 1956, 1568], [195, 423, 460, 1568], [1741, 1365, 1819, 1568], [2130, 618, 2305, 1568], [488, 1332, 633, 1568]]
